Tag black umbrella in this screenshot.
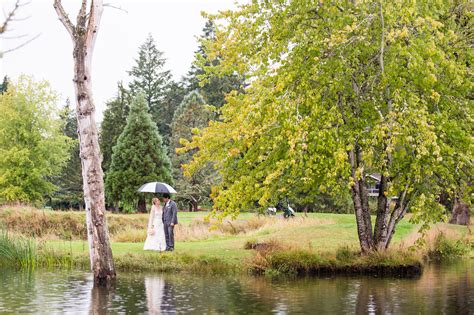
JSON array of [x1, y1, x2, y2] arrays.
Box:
[[137, 182, 177, 194]]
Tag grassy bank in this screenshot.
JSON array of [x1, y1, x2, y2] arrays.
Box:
[[0, 206, 471, 275]]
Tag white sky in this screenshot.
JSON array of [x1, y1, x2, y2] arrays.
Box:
[[0, 0, 239, 121]]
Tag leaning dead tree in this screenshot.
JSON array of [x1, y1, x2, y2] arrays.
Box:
[[53, 0, 115, 283]]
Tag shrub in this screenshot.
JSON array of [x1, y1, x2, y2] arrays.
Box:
[[426, 233, 470, 261]]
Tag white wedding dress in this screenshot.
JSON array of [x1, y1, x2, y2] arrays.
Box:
[[144, 205, 166, 251]]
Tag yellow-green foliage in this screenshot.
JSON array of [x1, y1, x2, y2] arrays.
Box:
[[0, 76, 73, 203], [426, 233, 470, 262]]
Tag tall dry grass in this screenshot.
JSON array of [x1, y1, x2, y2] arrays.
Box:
[[0, 206, 333, 243], [103, 215, 332, 242]]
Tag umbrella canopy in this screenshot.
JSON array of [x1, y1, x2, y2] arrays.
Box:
[[138, 182, 177, 194]]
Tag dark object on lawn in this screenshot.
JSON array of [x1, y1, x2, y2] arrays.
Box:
[[449, 200, 470, 226], [266, 197, 295, 218]]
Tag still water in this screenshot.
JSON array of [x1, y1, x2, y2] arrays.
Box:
[[0, 261, 472, 314]]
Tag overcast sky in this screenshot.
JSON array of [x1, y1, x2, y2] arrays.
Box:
[[0, 0, 239, 121]]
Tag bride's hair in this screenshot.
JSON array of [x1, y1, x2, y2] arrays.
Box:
[[152, 197, 160, 206]]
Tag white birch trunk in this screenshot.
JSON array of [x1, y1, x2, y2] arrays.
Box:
[[54, 0, 115, 284]]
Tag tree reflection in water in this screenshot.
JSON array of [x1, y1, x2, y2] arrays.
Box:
[[89, 282, 115, 314], [0, 262, 472, 313]]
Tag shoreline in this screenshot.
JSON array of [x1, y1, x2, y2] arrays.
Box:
[[28, 246, 428, 278], [1, 207, 471, 278]]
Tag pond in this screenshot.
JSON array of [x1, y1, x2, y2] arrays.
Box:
[[0, 261, 472, 314]]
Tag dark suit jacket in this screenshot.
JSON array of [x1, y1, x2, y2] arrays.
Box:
[[162, 200, 178, 225]]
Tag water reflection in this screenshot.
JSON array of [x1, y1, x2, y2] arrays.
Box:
[[145, 275, 177, 314], [89, 280, 115, 314], [0, 261, 472, 313]]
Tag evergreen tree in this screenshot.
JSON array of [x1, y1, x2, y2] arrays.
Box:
[[160, 81, 186, 148], [128, 34, 172, 143], [100, 83, 130, 173], [51, 99, 83, 209], [0, 76, 9, 94], [171, 91, 214, 211], [105, 94, 172, 213], [185, 20, 244, 108], [0, 76, 72, 203]]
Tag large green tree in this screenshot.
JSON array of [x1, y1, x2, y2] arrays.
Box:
[[160, 80, 186, 146], [0, 76, 72, 203], [100, 83, 130, 173], [105, 94, 172, 213], [172, 91, 213, 211], [128, 34, 173, 144], [51, 99, 83, 209], [183, 1, 473, 253], [186, 20, 244, 108]]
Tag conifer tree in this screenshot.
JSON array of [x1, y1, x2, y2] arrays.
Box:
[[0, 76, 9, 94], [128, 34, 172, 144], [160, 81, 186, 146], [171, 91, 213, 211], [51, 99, 83, 209], [105, 94, 172, 212], [100, 83, 130, 173], [186, 20, 244, 108]]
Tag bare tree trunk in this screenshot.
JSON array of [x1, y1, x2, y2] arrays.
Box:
[[54, 0, 115, 284]]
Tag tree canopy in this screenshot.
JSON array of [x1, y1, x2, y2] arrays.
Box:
[[128, 34, 173, 144], [0, 76, 72, 203], [172, 90, 214, 211], [182, 0, 473, 252], [100, 83, 130, 173], [50, 100, 83, 209], [105, 94, 172, 212], [186, 19, 244, 109]]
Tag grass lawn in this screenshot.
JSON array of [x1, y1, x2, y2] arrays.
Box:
[[45, 211, 471, 265], [1, 208, 470, 274]]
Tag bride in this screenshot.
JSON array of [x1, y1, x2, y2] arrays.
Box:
[[144, 197, 166, 251]]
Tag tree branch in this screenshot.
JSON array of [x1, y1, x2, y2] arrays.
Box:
[[86, 0, 104, 47], [379, 1, 385, 74], [0, 0, 21, 34], [1, 32, 40, 55], [53, 0, 75, 39], [77, 0, 88, 28], [103, 3, 128, 13]]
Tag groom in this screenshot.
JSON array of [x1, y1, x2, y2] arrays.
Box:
[[162, 193, 178, 251]]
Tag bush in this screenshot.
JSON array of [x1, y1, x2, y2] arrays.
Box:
[[426, 233, 470, 261]]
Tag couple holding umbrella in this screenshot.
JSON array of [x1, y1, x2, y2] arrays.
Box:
[[139, 182, 178, 252]]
